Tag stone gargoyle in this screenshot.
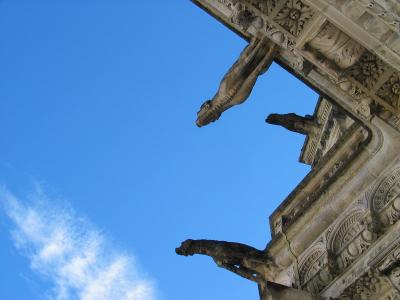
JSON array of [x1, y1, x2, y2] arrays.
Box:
[[266, 113, 319, 135], [175, 239, 278, 284], [196, 37, 276, 127]]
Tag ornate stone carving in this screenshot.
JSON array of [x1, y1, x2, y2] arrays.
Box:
[[347, 51, 386, 89], [231, 2, 264, 30], [175, 239, 278, 284], [305, 22, 365, 71], [299, 247, 332, 294], [232, 7, 256, 30], [340, 270, 392, 300], [247, 0, 276, 16], [371, 168, 400, 226], [331, 78, 373, 118], [196, 37, 276, 127], [377, 72, 400, 108], [265, 24, 295, 50], [383, 290, 400, 300], [274, 0, 314, 36], [389, 266, 400, 291], [378, 247, 400, 273], [330, 211, 376, 271]]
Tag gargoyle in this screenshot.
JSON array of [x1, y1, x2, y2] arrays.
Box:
[[196, 37, 276, 127], [176, 239, 278, 284], [266, 113, 319, 135]]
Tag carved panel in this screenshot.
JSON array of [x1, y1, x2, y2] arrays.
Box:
[[371, 168, 400, 227], [305, 22, 365, 71], [274, 0, 314, 36], [330, 211, 376, 271], [299, 247, 332, 294], [378, 72, 400, 109]]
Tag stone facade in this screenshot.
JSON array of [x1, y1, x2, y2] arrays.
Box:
[[177, 1, 400, 299]]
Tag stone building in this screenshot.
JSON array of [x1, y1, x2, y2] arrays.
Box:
[[176, 1, 400, 299]]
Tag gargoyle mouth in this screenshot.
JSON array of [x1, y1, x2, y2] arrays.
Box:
[[265, 113, 280, 125], [196, 110, 221, 127], [175, 239, 195, 256], [196, 100, 222, 127]]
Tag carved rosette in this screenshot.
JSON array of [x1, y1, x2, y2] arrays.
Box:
[[274, 0, 313, 36], [347, 51, 386, 89]]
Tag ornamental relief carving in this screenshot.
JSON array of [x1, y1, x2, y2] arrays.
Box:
[[371, 168, 400, 227], [379, 247, 400, 273], [339, 270, 393, 300], [328, 211, 377, 272], [384, 290, 400, 300], [347, 51, 386, 90], [204, 0, 400, 120], [274, 0, 313, 37], [247, 0, 276, 16], [389, 266, 400, 291], [304, 22, 365, 71], [298, 246, 332, 294], [378, 72, 400, 109]]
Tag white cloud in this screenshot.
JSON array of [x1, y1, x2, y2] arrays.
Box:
[[1, 187, 155, 300]]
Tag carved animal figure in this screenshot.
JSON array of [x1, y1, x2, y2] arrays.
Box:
[[266, 113, 319, 135], [176, 239, 277, 283], [196, 37, 276, 127]]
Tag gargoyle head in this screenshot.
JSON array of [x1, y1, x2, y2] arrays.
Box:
[[175, 239, 196, 256], [265, 113, 281, 125], [196, 99, 222, 127]]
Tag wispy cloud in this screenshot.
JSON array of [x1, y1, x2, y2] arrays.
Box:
[[1, 187, 155, 300]]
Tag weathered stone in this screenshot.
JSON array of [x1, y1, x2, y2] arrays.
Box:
[[178, 1, 400, 299]]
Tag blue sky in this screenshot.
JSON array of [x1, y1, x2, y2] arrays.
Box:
[[0, 1, 317, 300]]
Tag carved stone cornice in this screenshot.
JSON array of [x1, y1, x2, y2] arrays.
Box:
[[270, 123, 368, 238], [191, 0, 400, 118]]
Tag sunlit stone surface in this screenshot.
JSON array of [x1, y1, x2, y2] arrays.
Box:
[[178, 1, 400, 299]]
